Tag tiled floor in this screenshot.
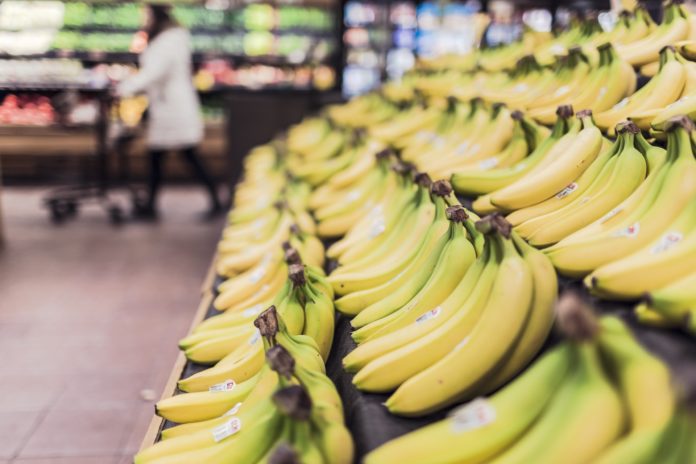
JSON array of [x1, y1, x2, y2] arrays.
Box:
[[0, 187, 224, 463]]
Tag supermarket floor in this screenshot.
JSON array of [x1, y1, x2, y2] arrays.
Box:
[[0, 186, 225, 464]]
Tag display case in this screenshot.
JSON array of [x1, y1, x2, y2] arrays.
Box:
[[342, 0, 417, 97], [0, 0, 342, 92]]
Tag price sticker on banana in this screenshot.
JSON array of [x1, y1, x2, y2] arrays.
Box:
[[224, 402, 242, 417], [209, 379, 236, 393], [416, 307, 442, 324], [651, 232, 682, 254], [450, 398, 496, 433], [212, 417, 241, 442]]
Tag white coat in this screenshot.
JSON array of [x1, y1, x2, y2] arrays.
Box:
[[118, 27, 203, 149]]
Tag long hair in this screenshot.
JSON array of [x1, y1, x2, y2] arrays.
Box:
[[146, 4, 179, 41]]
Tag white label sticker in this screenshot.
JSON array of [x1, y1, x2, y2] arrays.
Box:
[[450, 398, 496, 433], [212, 418, 241, 442], [466, 144, 481, 157], [555, 183, 578, 199], [242, 304, 264, 318], [478, 158, 499, 170], [597, 86, 607, 98], [248, 329, 261, 345], [578, 196, 591, 205], [251, 284, 270, 299], [415, 130, 437, 142], [369, 220, 386, 239], [651, 231, 683, 254], [252, 218, 266, 231], [514, 161, 528, 172], [209, 379, 236, 393], [666, 95, 691, 109], [248, 266, 267, 284], [612, 97, 629, 110], [416, 307, 442, 324], [512, 83, 528, 93], [347, 190, 361, 202], [455, 141, 470, 155], [612, 222, 640, 238], [224, 403, 242, 416], [554, 85, 570, 97], [454, 336, 470, 352], [433, 136, 447, 149], [600, 207, 623, 224]]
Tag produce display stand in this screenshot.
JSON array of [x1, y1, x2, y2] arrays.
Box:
[[139, 207, 696, 458], [139, 256, 219, 451]]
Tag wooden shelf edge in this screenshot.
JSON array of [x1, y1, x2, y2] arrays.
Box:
[[138, 256, 218, 451]]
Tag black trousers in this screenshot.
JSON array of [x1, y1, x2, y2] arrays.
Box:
[[147, 146, 220, 210]]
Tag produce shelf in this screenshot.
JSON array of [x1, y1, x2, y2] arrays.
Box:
[[139, 216, 696, 459]]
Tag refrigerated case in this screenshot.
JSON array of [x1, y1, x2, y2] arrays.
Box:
[[342, 0, 417, 97]]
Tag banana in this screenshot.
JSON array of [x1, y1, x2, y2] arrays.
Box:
[[349, 206, 474, 332], [594, 46, 686, 134], [490, 343, 625, 464], [369, 104, 443, 144], [351, 209, 480, 343], [155, 373, 260, 424], [586, 194, 696, 299], [384, 229, 533, 416], [547, 117, 696, 277], [615, 2, 690, 67], [521, 122, 648, 247], [454, 106, 573, 196], [134, 394, 278, 463], [287, 117, 330, 154], [342, 236, 494, 374], [426, 105, 517, 179], [592, 316, 675, 464], [178, 333, 265, 392], [507, 129, 619, 228], [476, 233, 557, 393], [302, 279, 335, 362], [489, 110, 603, 211], [363, 344, 573, 464], [652, 91, 696, 130], [328, 185, 447, 299], [644, 271, 696, 332]]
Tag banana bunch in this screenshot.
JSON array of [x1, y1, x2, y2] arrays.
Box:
[[648, 43, 696, 129], [526, 43, 635, 125], [615, 1, 691, 67], [474, 109, 604, 214], [365, 294, 693, 464], [328, 179, 457, 303], [344, 214, 557, 417], [310, 147, 417, 239], [179, 256, 335, 373], [137, 307, 353, 464], [398, 98, 489, 166], [508, 120, 649, 247], [287, 129, 363, 188], [326, 92, 398, 128], [610, 7, 656, 47], [423, 106, 550, 180], [216, 153, 323, 278], [594, 46, 687, 134], [432, 110, 547, 182], [546, 116, 696, 278], [451, 105, 574, 196], [637, 272, 696, 335]]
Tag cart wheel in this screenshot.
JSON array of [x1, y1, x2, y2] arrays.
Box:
[[109, 206, 124, 225], [65, 201, 78, 217], [49, 204, 66, 224]]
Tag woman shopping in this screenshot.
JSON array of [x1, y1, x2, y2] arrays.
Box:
[[117, 4, 222, 219]]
